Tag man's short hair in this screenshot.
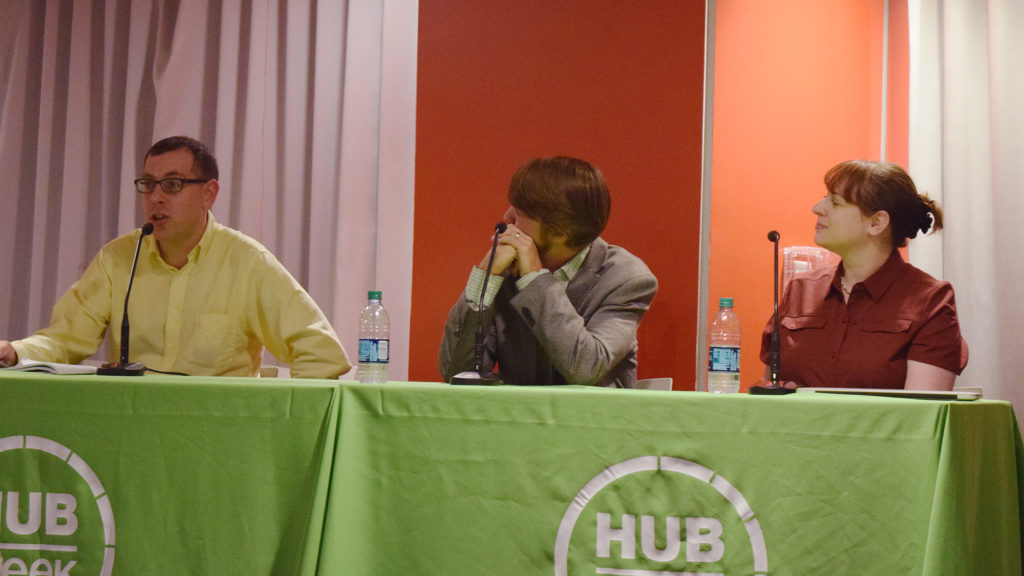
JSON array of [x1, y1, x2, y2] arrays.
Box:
[[507, 156, 611, 248], [145, 136, 219, 180]]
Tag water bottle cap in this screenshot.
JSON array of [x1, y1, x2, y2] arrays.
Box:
[[719, 297, 734, 307], [368, 290, 382, 300]]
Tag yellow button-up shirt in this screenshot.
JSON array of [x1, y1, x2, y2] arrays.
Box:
[[13, 214, 350, 378]]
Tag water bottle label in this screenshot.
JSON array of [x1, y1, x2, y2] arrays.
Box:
[[358, 339, 390, 363], [708, 346, 740, 372]]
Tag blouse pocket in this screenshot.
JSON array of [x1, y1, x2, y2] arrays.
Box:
[[781, 315, 827, 331], [859, 318, 912, 334]]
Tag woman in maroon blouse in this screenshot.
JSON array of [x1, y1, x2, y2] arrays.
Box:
[[759, 160, 968, 390]]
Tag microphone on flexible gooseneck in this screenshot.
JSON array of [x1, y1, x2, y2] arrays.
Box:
[[750, 230, 794, 395], [451, 222, 507, 386], [97, 222, 154, 376], [767, 230, 781, 386]]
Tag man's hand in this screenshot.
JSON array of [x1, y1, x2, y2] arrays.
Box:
[[477, 223, 543, 277], [0, 341, 18, 367]]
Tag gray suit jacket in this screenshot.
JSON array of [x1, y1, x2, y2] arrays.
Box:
[[438, 238, 657, 388]]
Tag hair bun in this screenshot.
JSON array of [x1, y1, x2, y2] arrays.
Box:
[[918, 210, 934, 234]]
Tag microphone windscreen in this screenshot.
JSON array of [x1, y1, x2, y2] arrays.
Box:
[[495, 222, 508, 234], [141, 222, 155, 236]]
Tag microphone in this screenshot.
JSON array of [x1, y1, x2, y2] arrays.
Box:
[[451, 222, 506, 386], [750, 230, 794, 395], [97, 222, 154, 376]]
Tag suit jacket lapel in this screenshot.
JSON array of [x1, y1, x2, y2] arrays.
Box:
[[565, 238, 607, 307]]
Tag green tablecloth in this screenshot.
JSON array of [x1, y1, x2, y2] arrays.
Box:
[[1, 373, 1021, 575], [317, 382, 1024, 575], [0, 372, 339, 575]]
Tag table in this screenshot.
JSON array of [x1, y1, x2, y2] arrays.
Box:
[[2, 373, 1021, 575], [0, 372, 339, 575], [316, 382, 1024, 575]]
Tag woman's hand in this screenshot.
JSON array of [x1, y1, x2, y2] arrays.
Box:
[[750, 377, 800, 390]]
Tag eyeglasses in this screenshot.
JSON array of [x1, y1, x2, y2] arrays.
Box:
[[134, 178, 209, 194]]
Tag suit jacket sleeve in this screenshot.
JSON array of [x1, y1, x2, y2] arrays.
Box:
[[438, 293, 499, 381], [510, 267, 656, 386]]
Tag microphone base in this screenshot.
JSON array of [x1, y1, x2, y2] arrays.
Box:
[[749, 385, 796, 395], [450, 371, 502, 386], [96, 361, 146, 376]]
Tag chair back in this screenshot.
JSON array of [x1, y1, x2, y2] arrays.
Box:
[[783, 246, 836, 291]]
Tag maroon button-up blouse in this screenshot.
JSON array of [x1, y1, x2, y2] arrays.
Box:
[[760, 250, 968, 389]]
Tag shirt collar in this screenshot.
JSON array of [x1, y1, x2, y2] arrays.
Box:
[[554, 244, 591, 284], [189, 211, 218, 265], [146, 211, 217, 270]]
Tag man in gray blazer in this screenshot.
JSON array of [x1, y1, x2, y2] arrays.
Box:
[[438, 156, 658, 388]]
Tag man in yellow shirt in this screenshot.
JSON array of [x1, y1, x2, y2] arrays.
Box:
[[0, 136, 350, 379]]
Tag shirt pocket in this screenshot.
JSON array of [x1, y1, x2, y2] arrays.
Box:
[[189, 313, 247, 369]]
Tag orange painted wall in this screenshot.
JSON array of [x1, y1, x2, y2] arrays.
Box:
[[709, 0, 907, 389], [410, 1, 707, 385]]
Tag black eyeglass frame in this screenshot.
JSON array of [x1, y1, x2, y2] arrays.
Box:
[[134, 178, 210, 194]]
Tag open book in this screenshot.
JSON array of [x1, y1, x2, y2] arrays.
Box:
[[0, 359, 98, 375]]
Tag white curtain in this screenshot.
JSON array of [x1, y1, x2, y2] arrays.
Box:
[[908, 0, 1024, 417], [0, 0, 418, 379]]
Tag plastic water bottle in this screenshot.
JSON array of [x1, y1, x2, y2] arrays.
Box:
[[357, 290, 390, 383], [707, 297, 741, 393]]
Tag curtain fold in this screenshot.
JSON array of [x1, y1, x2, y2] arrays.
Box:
[[0, 0, 417, 379], [908, 0, 1024, 418]]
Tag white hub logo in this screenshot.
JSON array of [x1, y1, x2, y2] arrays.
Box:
[[555, 456, 768, 576], [0, 436, 115, 576]]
